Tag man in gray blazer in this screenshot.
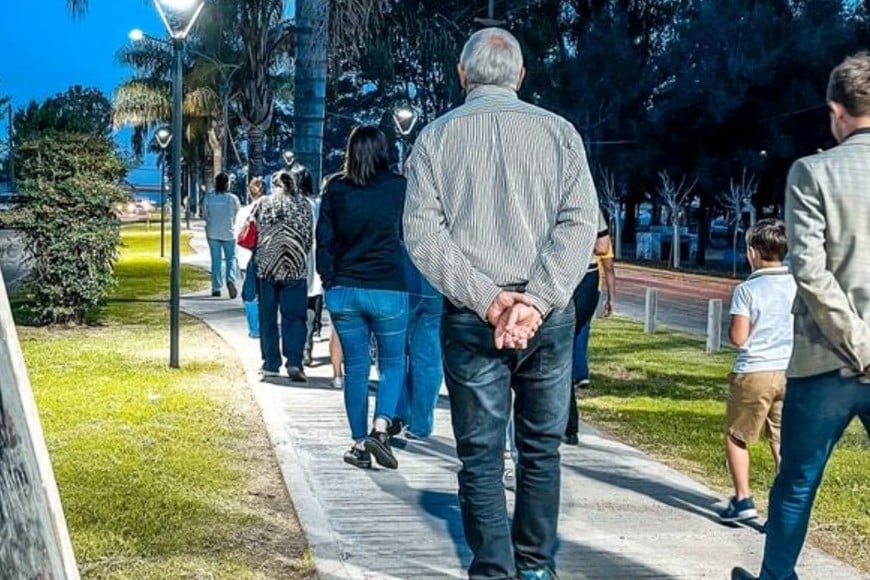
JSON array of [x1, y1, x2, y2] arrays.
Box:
[[733, 52, 870, 580]]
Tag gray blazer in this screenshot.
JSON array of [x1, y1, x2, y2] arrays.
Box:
[[786, 131, 870, 378]]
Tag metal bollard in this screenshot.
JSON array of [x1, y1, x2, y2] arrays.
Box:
[[706, 299, 723, 353], [644, 288, 658, 333]]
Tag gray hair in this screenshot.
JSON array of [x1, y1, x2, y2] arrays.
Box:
[[460, 28, 523, 91]]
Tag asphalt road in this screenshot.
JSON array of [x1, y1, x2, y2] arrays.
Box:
[[614, 265, 739, 341]]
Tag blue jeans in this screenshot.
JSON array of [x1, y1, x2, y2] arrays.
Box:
[[207, 238, 236, 292], [325, 287, 409, 441], [241, 256, 258, 302], [572, 322, 591, 382], [442, 303, 574, 579], [395, 295, 444, 437], [760, 371, 870, 580], [258, 278, 307, 372]]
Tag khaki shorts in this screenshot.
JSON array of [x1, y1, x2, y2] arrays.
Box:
[[725, 371, 786, 444]]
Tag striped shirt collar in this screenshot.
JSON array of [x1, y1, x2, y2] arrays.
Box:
[[465, 85, 519, 103]]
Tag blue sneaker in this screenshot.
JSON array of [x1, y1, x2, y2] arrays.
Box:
[[517, 568, 558, 580], [719, 496, 758, 522]]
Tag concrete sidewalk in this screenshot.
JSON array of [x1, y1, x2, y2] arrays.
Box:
[[180, 223, 865, 579]]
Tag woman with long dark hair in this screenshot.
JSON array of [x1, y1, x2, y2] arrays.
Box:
[[253, 171, 313, 382], [317, 126, 408, 470]]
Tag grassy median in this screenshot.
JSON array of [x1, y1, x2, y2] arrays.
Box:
[[18, 224, 315, 579], [581, 316, 870, 573]]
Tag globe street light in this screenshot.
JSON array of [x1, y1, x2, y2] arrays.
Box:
[[150, 0, 206, 369], [154, 128, 172, 258], [282, 150, 295, 167], [392, 106, 418, 171]]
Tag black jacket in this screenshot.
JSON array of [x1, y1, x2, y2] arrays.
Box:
[[316, 172, 407, 292]]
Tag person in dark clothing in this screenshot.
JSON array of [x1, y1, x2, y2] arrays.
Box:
[[563, 210, 612, 445], [317, 126, 409, 471]]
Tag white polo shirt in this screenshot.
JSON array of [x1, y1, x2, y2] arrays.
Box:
[[730, 266, 797, 374]]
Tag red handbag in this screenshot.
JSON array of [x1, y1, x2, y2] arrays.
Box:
[[237, 219, 258, 250]]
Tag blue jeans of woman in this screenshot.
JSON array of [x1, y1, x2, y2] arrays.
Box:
[[395, 294, 444, 437], [442, 303, 574, 579], [258, 278, 307, 372], [207, 238, 236, 292], [325, 287, 409, 441], [759, 371, 870, 579]]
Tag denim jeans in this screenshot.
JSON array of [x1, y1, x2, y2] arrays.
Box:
[[258, 278, 308, 372], [241, 255, 258, 302], [567, 271, 599, 437], [442, 303, 574, 579], [325, 287, 409, 441], [395, 295, 444, 437], [572, 322, 591, 381], [760, 370, 870, 580], [207, 238, 236, 292]]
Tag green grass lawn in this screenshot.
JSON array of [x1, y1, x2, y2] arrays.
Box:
[[582, 316, 870, 572], [19, 224, 314, 579]]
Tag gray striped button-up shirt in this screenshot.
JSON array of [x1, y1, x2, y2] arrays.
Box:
[[404, 85, 600, 321]]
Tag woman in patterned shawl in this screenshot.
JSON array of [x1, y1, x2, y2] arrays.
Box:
[[253, 171, 313, 382]]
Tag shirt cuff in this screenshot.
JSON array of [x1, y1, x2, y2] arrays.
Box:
[[474, 284, 504, 323], [527, 293, 553, 318]]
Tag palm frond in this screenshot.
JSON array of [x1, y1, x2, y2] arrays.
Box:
[[185, 87, 221, 118], [112, 81, 171, 129], [116, 40, 174, 80], [66, 0, 88, 17]]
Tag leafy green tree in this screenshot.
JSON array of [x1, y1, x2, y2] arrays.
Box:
[[7, 87, 128, 325]]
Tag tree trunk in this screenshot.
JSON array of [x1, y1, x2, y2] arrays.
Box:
[[247, 125, 266, 178], [294, 0, 329, 191], [732, 225, 739, 278]]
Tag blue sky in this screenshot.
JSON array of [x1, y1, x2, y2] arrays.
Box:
[[0, 1, 294, 185]]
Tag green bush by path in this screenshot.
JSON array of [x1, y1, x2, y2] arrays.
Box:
[[582, 316, 870, 573], [20, 226, 314, 579]]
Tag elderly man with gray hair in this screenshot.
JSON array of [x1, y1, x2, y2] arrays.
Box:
[[404, 28, 599, 580]]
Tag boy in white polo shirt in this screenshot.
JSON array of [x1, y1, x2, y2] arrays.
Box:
[[719, 219, 797, 522]]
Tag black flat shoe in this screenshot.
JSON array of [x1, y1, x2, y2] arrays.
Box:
[[364, 430, 398, 469], [343, 447, 371, 469]]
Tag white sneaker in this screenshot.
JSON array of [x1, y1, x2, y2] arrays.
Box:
[[332, 377, 344, 389], [502, 466, 516, 492]]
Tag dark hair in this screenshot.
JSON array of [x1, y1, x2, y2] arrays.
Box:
[[215, 172, 230, 192], [278, 171, 297, 195], [291, 164, 315, 197], [343, 125, 391, 187], [827, 52, 870, 117], [746, 218, 788, 262]]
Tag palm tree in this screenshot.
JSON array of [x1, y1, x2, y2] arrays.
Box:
[[294, 0, 387, 188]]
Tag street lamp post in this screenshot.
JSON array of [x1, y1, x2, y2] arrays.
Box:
[[392, 106, 418, 172], [155, 128, 172, 258], [149, 0, 206, 368]]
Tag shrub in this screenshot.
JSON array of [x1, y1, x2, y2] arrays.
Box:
[[7, 176, 128, 325]]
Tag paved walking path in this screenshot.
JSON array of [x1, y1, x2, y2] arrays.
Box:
[[180, 223, 865, 579]]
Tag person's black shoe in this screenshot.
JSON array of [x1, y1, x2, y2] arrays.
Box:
[[211, 290, 221, 297], [227, 281, 238, 299], [730, 567, 757, 580], [343, 447, 371, 469], [286, 366, 307, 382], [364, 429, 398, 469], [386, 418, 405, 439], [561, 434, 579, 446]]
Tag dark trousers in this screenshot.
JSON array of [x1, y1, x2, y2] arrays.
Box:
[[760, 371, 870, 579], [258, 278, 308, 371], [442, 304, 574, 579], [566, 270, 600, 437]]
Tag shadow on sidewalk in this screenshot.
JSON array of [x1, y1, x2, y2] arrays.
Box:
[[563, 461, 724, 525]]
